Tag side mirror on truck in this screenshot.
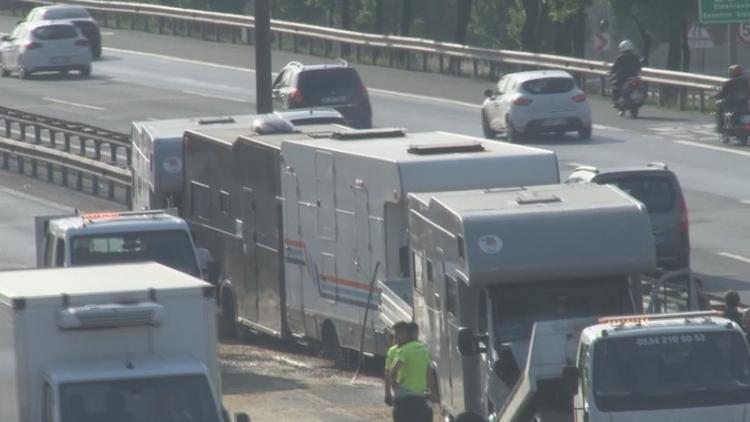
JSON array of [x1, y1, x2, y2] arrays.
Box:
[[562, 365, 579, 396], [457, 327, 488, 356]]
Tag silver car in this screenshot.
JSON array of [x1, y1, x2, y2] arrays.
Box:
[[567, 163, 690, 270], [0, 21, 92, 79], [23, 5, 102, 58], [481, 70, 593, 142]]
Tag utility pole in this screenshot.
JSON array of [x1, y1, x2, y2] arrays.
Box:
[[255, 0, 272, 114]]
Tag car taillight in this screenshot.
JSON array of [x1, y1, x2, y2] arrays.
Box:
[[75, 38, 89, 47], [572, 93, 587, 102], [289, 89, 304, 105], [25, 41, 42, 50], [513, 97, 533, 106], [679, 197, 689, 233]]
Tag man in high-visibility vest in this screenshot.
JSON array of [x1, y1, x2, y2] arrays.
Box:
[[384, 321, 409, 407], [388, 321, 438, 422]]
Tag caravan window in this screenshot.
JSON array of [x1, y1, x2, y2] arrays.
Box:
[[445, 276, 458, 318]]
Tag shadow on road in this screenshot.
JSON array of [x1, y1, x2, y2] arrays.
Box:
[[222, 370, 307, 395]]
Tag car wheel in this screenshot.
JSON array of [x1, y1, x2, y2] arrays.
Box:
[[578, 126, 592, 140], [506, 116, 521, 143], [93, 44, 102, 59], [481, 111, 497, 139], [18, 65, 29, 80], [79, 65, 91, 78]]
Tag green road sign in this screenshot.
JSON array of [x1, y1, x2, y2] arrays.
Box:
[[700, 0, 750, 24]]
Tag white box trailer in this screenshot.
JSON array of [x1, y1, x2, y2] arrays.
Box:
[[280, 130, 560, 358], [0, 262, 246, 422], [407, 183, 657, 420]]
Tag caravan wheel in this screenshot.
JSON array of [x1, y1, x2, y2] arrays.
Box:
[[321, 321, 346, 368]]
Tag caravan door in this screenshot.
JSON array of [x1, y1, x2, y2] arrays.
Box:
[[239, 187, 259, 324], [283, 170, 306, 334]]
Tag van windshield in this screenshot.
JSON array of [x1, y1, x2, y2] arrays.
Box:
[[59, 374, 220, 422], [70, 230, 199, 277], [490, 277, 633, 344], [592, 331, 750, 411]]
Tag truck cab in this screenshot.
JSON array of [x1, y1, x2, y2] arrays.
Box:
[[573, 312, 750, 422], [35, 210, 203, 279]]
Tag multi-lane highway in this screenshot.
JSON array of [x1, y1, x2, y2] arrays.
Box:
[[0, 15, 749, 301]]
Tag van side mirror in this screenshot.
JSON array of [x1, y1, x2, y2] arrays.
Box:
[[483, 89, 495, 99], [235, 413, 251, 422], [207, 260, 220, 284], [562, 365, 579, 396], [457, 327, 488, 356]]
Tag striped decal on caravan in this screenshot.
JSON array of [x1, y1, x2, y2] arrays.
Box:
[[284, 239, 307, 267]]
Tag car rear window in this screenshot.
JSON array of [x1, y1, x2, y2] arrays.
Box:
[[32, 25, 78, 40], [297, 68, 364, 105], [522, 77, 575, 94], [42, 7, 91, 20], [603, 175, 676, 213]]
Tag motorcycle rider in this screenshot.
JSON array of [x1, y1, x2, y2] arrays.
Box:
[[610, 40, 642, 108], [715, 64, 750, 131]]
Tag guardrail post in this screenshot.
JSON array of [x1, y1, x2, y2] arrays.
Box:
[[171, 18, 178, 36], [108, 181, 116, 200], [700, 91, 706, 113], [49, 131, 56, 148], [356, 45, 361, 62], [19, 124, 26, 141], [126, 149, 132, 167], [30, 158, 37, 178], [678, 88, 687, 111], [489, 62, 496, 80], [76, 171, 83, 191], [600, 76, 606, 96], [422, 52, 428, 72], [130, 13, 135, 30], [79, 138, 86, 156], [111, 145, 118, 164], [92, 176, 100, 195], [439, 55, 445, 73], [34, 126, 41, 144], [94, 142, 102, 161], [293, 35, 299, 53], [187, 21, 192, 37], [126, 186, 133, 209], [473, 59, 478, 78], [61, 167, 68, 186], [201, 23, 207, 40], [277, 33, 283, 50], [4, 119, 10, 138], [144, 15, 150, 32], [115, 13, 120, 29], [325, 40, 332, 57], [309, 37, 314, 55], [18, 157, 25, 174], [232, 27, 238, 44], [46, 162, 53, 182], [1, 152, 7, 169], [64, 133, 71, 152]]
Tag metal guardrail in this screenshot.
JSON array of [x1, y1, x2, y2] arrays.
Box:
[[2, 0, 729, 112], [0, 108, 131, 204]]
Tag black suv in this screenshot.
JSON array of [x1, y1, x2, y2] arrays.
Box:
[[272, 60, 372, 129], [567, 162, 690, 270]]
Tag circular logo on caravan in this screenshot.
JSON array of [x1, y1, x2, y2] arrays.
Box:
[[478, 235, 503, 254], [162, 156, 183, 174]]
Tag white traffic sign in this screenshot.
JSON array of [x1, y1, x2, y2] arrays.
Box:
[[688, 24, 714, 49], [594, 32, 609, 52], [739, 22, 750, 45]]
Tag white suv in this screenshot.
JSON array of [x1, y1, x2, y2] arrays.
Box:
[[481, 70, 592, 142]]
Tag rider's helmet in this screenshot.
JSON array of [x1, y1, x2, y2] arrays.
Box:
[[618, 40, 634, 53], [729, 64, 744, 78]]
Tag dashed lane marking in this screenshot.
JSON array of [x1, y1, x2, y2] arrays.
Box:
[[718, 252, 750, 265], [42, 97, 104, 111], [676, 140, 750, 157], [181, 90, 248, 103]]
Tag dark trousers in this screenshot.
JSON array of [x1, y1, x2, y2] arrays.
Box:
[[393, 396, 431, 422]]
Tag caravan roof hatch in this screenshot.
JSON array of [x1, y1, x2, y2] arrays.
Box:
[[407, 141, 485, 155]]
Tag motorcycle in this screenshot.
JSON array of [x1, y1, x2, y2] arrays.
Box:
[[615, 77, 647, 118], [717, 99, 750, 146]]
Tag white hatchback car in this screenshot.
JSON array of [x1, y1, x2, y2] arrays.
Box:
[[481, 70, 592, 142], [0, 21, 92, 79]]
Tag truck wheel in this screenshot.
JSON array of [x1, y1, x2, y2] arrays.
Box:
[[218, 288, 237, 339], [321, 321, 346, 368]]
